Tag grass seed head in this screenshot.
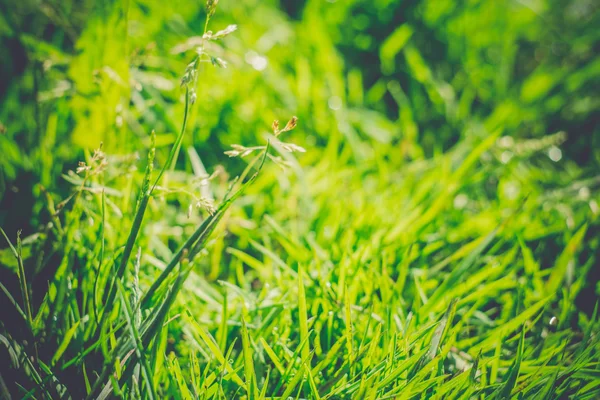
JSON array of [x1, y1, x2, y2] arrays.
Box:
[[282, 116, 298, 133], [205, 24, 238, 40], [206, 0, 219, 17], [196, 197, 216, 215], [210, 56, 228, 68], [279, 142, 306, 153], [76, 161, 89, 174], [267, 154, 293, 169]]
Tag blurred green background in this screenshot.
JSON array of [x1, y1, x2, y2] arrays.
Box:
[[2, 0, 600, 301], [1, 0, 599, 307], [0, 0, 600, 304], [2, 0, 598, 200], [1, 0, 600, 397]]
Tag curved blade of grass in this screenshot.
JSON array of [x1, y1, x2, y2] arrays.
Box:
[[546, 224, 587, 295], [167, 353, 193, 400], [298, 265, 311, 364], [88, 265, 179, 399], [305, 362, 322, 400], [0, 279, 27, 321], [493, 327, 525, 399], [98, 130, 156, 329], [410, 298, 457, 378], [93, 189, 106, 324], [183, 309, 246, 388], [259, 338, 285, 376], [141, 144, 269, 308], [241, 314, 259, 399], [0, 227, 34, 332], [152, 88, 189, 189], [51, 320, 81, 366], [279, 349, 314, 400], [576, 301, 598, 359], [421, 229, 497, 315], [116, 280, 156, 400], [463, 295, 551, 354]]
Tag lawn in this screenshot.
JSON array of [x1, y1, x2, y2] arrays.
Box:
[[0, 0, 599, 398]]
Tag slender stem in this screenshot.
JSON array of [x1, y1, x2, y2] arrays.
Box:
[[97, 89, 189, 332]]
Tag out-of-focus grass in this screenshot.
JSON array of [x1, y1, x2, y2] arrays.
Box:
[[0, 0, 599, 398]]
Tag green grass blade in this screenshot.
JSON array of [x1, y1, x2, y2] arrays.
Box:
[[0, 279, 27, 321], [241, 314, 258, 399], [116, 280, 157, 400], [0, 228, 34, 331], [98, 130, 156, 329], [183, 309, 246, 388], [546, 224, 588, 295], [93, 189, 106, 324], [493, 327, 525, 399], [298, 265, 311, 364], [141, 145, 269, 308], [422, 229, 497, 314], [51, 320, 81, 366]]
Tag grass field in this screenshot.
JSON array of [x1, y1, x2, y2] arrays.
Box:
[[1, 0, 599, 398]]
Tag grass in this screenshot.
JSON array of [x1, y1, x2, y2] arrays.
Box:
[[1, 0, 600, 399]]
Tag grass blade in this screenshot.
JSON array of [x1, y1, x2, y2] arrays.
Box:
[[493, 327, 525, 399], [141, 145, 269, 308], [116, 281, 157, 400], [298, 265, 311, 364], [241, 314, 258, 399], [98, 130, 156, 329]]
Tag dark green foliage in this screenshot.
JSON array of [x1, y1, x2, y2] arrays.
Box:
[[1, 0, 599, 399]]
